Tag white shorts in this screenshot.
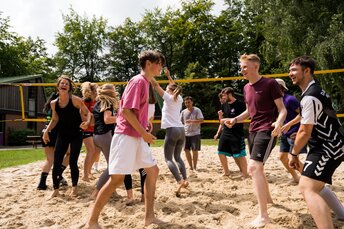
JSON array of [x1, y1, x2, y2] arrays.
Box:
[[108, 134, 156, 174]]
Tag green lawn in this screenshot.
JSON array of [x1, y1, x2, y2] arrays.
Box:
[[0, 139, 219, 170], [0, 148, 45, 169]]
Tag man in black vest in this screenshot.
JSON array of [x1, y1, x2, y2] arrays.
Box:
[[288, 56, 344, 228]]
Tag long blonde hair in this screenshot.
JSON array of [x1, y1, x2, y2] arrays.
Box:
[[97, 84, 119, 112], [81, 81, 98, 100]]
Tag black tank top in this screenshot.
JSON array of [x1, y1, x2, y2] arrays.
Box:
[[55, 96, 82, 135]]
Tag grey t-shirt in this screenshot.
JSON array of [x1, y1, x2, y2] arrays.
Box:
[[181, 107, 204, 136]]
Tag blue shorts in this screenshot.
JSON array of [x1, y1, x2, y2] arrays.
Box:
[[280, 135, 307, 154]]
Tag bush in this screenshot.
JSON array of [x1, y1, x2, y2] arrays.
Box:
[[201, 126, 218, 139], [8, 129, 35, 146], [155, 129, 166, 139]]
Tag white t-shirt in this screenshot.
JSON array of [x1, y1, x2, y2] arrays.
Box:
[[148, 104, 155, 121], [161, 91, 184, 129]]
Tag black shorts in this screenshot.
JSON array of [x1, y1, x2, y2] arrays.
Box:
[[83, 131, 93, 139], [218, 132, 244, 155], [301, 149, 342, 184], [185, 135, 201, 151], [248, 131, 276, 163], [41, 129, 58, 147]]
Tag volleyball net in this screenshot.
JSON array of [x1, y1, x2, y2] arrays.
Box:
[[1, 68, 344, 123]]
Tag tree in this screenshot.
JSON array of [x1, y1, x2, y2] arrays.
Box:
[[0, 13, 52, 78], [54, 8, 108, 82]]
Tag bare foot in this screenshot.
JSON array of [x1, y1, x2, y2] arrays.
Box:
[[248, 216, 270, 228], [84, 221, 102, 229], [126, 198, 135, 206], [82, 176, 90, 182], [48, 189, 60, 199], [144, 217, 167, 227], [221, 173, 230, 177], [89, 174, 96, 180], [183, 180, 189, 188], [287, 178, 299, 185], [90, 189, 99, 200], [69, 187, 78, 198]]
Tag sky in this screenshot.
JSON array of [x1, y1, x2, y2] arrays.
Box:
[[1, 0, 226, 55]]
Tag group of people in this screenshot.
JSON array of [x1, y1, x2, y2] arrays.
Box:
[[36, 50, 343, 229]]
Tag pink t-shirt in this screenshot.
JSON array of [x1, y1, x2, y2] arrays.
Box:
[[115, 74, 149, 137]]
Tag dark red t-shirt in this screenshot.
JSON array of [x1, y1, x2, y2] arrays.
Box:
[[244, 77, 283, 132]]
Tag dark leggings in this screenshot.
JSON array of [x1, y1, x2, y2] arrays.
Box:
[[124, 169, 147, 194], [164, 127, 187, 182], [52, 132, 83, 189]]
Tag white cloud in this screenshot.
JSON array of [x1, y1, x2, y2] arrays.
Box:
[[1, 0, 225, 55]]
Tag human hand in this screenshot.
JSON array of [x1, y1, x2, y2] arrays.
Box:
[[224, 118, 236, 128], [42, 130, 50, 144], [271, 121, 282, 137], [164, 67, 170, 77], [288, 154, 301, 171], [80, 121, 89, 130], [142, 132, 157, 144], [281, 123, 291, 134], [217, 110, 223, 119], [214, 134, 219, 140]]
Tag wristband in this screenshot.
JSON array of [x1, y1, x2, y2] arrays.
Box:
[[290, 152, 298, 157], [234, 118, 238, 124]]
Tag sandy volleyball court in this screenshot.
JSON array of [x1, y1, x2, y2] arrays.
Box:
[[1, 145, 344, 228]]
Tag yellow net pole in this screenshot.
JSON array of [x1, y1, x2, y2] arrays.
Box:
[[19, 85, 25, 120]]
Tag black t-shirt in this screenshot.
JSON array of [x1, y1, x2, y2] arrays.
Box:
[[221, 99, 246, 137], [93, 102, 115, 135]]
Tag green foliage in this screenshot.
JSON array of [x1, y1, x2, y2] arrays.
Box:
[[155, 129, 166, 139], [8, 129, 36, 146], [200, 125, 218, 139], [0, 13, 52, 78], [55, 8, 108, 82]]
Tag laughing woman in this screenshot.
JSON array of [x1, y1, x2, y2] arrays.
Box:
[[43, 75, 91, 198]]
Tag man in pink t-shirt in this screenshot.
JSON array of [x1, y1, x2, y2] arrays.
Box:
[[86, 50, 166, 228]]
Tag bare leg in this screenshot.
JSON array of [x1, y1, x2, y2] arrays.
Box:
[[143, 165, 166, 226], [248, 160, 270, 228], [299, 176, 334, 229], [192, 150, 198, 171], [83, 137, 97, 181], [49, 189, 60, 199], [218, 154, 230, 176], [86, 175, 124, 228], [184, 149, 193, 170], [126, 189, 134, 206], [279, 152, 300, 183], [234, 156, 249, 178], [70, 186, 78, 198], [42, 147, 54, 172]]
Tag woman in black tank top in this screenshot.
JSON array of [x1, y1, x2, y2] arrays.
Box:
[[42, 75, 91, 199]]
